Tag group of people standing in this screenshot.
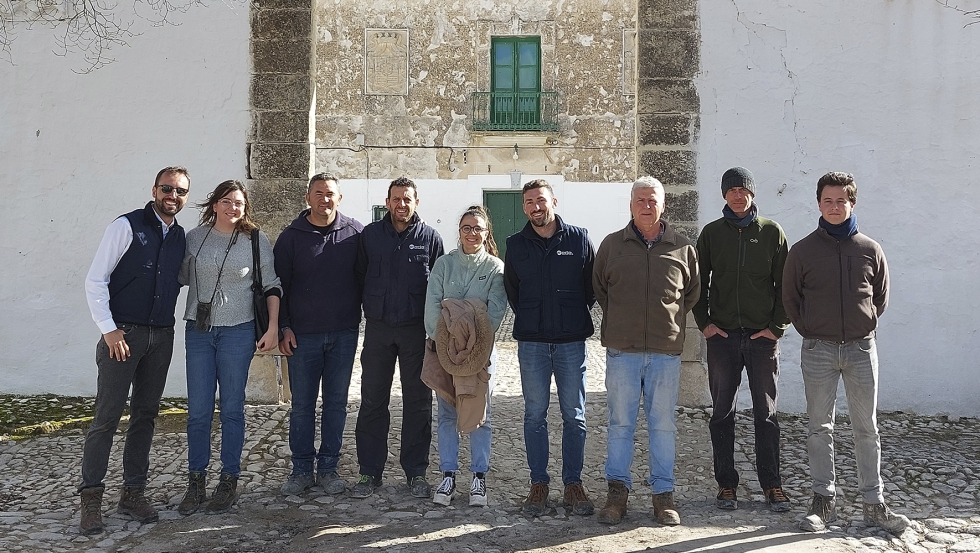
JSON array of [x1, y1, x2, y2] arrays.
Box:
[[78, 165, 909, 538]]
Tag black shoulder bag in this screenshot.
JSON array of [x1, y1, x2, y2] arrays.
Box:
[[251, 229, 271, 343]]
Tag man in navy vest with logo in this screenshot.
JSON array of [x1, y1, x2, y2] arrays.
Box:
[[352, 177, 444, 499], [79, 167, 190, 535], [504, 179, 597, 518]]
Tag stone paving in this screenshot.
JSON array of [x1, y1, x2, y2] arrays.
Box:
[[1, 335, 979, 552]]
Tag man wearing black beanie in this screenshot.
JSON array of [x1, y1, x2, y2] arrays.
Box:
[[693, 166, 790, 514]]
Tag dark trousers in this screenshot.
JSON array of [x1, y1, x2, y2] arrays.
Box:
[[706, 328, 782, 490], [79, 324, 174, 491], [355, 320, 431, 480]]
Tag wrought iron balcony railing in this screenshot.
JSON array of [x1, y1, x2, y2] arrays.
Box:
[[471, 91, 559, 132]]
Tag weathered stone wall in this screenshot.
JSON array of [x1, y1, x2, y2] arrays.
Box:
[[637, 0, 707, 407], [312, 0, 637, 183], [249, 0, 317, 239]]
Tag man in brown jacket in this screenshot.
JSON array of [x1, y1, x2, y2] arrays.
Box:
[[783, 171, 909, 535], [592, 176, 700, 526]]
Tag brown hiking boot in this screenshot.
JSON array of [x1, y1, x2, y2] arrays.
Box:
[[177, 471, 208, 516], [764, 487, 790, 512], [521, 482, 550, 517], [863, 502, 910, 535], [653, 491, 681, 526], [117, 486, 158, 523], [563, 482, 595, 516], [205, 472, 238, 514], [596, 480, 629, 525], [79, 487, 105, 536]]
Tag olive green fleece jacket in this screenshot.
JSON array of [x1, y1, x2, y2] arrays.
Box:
[[693, 215, 790, 337], [593, 221, 700, 355]]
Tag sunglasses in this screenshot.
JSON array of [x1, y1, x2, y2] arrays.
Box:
[[157, 184, 189, 197]]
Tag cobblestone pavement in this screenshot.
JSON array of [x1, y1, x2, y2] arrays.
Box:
[[1, 335, 979, 553]]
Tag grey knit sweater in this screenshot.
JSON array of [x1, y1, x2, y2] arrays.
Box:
[[179, 226, 281, 327]]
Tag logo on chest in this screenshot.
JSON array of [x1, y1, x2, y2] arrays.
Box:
[[556, 250, 574, 256], [408, 244, 426, 250]]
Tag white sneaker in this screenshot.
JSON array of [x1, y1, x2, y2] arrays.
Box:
[[469, 474, 487, 507], [433, 472, 456, 506]]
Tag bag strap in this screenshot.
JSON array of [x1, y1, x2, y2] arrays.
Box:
[[251, 228, 263, 293]]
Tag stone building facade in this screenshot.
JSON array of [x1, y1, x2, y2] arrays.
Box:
[[246, 0, 709, 405]]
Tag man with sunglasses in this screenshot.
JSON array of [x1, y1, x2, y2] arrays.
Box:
[[79, 167, 190, 535]]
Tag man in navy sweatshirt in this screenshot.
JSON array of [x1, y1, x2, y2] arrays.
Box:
[[274, 173, 364, 497]]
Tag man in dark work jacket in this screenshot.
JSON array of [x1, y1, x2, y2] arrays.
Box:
[[504, 178, 596, 518], [352, 176, 444, 499], [80, 166, 190, 535]]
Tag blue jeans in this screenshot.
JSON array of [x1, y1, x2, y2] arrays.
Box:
[[287, 328, 358, 475], [801, 337, 884, 504], [185, 320, 255, 477], [518, 341, 587, 486], [604, 348, 680, 493], [437, 350, 496, 474], [80, 324, 174, 490]]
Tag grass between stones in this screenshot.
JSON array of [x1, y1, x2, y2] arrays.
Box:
[[0, 394, 188, 441]]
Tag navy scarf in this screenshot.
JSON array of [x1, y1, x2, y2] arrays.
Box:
[[722, 203, 758, 228], [819, 215, 859, 241]]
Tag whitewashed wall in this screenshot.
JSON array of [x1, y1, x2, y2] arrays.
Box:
[[0, 5, 251, 397], [698, 0, 980, 416]]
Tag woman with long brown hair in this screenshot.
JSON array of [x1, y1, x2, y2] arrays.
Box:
[[423, 205, 506, 507], [176, 180, 281, 515]]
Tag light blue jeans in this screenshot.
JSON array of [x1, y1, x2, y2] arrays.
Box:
[[518, 341, 588, 486], [801, 337, 884, 504], [604, 348, 680, 493], [185, 320, 255, 477], [437, 350, 496, 474]]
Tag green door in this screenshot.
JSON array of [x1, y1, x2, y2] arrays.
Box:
[[483, 190, 524, 260]]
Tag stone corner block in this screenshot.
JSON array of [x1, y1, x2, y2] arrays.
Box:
[[246, 352, 290, 404], [251, 74, 313, 112], [637, 30, 699, 79], [252, 39, 313, 75], [678, 361, 710, 408], [249, 143, 314, 180], [638, 0, 698, 29]]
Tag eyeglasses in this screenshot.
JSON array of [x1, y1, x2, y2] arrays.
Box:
[[157, 184, 189, 197], [218, 198, 245, 209], [459, 225, 487, 234]]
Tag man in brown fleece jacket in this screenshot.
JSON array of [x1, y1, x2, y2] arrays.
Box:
[[592, 176, 700, 526], [783, 171, 909, 536]]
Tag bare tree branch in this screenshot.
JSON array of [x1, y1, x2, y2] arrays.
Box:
[[935, 0, 980, 27], [1, 0, 206, 73]]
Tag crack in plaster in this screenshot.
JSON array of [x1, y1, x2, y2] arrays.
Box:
[[730, 0, 805, 175]]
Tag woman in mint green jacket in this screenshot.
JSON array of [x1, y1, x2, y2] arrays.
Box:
[[424, 206, 507, 508]]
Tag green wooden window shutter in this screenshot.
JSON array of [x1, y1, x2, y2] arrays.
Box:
[[490, 36, 542, 129]]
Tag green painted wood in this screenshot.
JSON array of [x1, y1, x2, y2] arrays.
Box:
[[483, 190, 524, 260]]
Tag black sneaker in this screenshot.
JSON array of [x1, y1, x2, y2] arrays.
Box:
[[351, 474, 380, 499], [408, 475, 431, 498], [433, 472, 456, 506], [469, 473, 487, 507]]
